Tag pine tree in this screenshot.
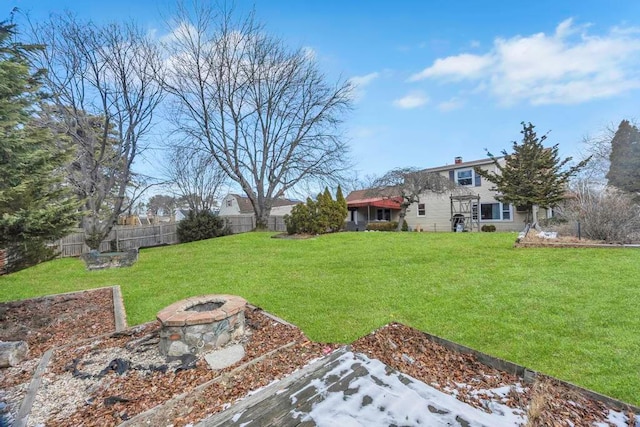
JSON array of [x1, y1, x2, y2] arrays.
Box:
[[475, 122, 589, 224], [333, 185, 348, 232], [0, 21, 79, 272], [606, 119, 640, 199]]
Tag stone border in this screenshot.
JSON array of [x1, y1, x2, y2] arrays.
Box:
[[157, 294, 247, 327]]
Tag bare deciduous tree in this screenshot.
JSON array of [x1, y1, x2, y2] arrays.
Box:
[[370, 168, 458, 231], [558, 181, 640, 243], [162, 4, 352, 229], [31, 14, 164, 249], [578, 125, 616, 184], [163, 145, 228, 213]]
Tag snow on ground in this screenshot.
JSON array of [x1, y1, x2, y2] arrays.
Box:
[[290, 351, 527, 426]]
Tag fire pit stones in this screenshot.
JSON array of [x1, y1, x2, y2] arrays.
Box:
[[156, 295, 246, 357]]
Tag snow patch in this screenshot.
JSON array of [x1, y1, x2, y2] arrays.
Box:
[[288, 351, 527, 426]]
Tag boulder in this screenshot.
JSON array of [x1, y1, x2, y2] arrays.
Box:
[[0, 341, 29, 368]]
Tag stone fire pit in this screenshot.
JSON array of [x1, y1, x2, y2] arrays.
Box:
[[156, 295, 246, 357]]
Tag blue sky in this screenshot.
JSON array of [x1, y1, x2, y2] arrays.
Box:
[[11, 0, 640, 181]]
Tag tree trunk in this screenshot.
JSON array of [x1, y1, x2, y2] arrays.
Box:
[[396, 206, 408, 232], [255, 209, 271, 231]]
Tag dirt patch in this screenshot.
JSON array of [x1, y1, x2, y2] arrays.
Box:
[[270, 233, 316, 239], [0, 288, 115, 361], [515, 233, 639, 248]]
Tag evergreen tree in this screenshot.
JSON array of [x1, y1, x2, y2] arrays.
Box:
[[606, 119, 640, 199], [475, 122, 589, 224], [0, 21, 79, 272], [317, 188, 333, 232], [333, 185, 348, 232]]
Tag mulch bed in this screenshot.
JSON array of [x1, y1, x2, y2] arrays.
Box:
[[0, 288, 116, 425], [1, 291, 638, 426], [352, 323, 638, 427]]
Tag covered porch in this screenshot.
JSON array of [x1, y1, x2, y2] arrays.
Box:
[[345, 196, 403, 231]]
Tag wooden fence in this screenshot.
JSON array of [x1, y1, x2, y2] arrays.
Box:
[[222, 215, 286, 234], [52, 223, 178, 258]]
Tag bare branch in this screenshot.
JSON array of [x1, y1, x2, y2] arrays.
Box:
[[162, 4, 352, 228], [30, 14, 165, 249]]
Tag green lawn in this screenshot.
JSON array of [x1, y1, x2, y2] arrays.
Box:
[[1, 232, 639, 405]]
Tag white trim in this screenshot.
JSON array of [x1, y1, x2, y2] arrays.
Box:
[[480, 202, 512, 221], [456, 168, 474, 186]]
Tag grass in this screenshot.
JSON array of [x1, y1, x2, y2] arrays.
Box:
[[1, 231, 639, 405]]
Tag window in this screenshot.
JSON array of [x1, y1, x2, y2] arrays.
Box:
[[456, 169, 473, 186], [417, 203, 426, 216], [471, 201, 478, 221], [502, 203, 511, 220], [226, 199, 233, 207], [480, 202, 511, 221], [376, 208, 391, 221]]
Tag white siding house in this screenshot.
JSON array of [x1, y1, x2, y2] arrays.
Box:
[[347, 156, 553, 232], [219, 194, 300, 217]]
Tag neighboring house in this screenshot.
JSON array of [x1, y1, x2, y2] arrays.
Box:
[[219, 194, 301, 217], [175, 209, 191, 222], [345, 189, 403, 231], [346, 156, 553, 232]]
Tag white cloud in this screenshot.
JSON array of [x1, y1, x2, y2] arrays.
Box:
[[349, 72, 380, 101], [350, 72, 380, 87], [393, 91, 429, 109], [410, 19, 640, 105], [437, 97, 465, 112], [409, 53, 493, 81]]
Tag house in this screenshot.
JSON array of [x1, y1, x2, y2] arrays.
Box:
[[346, 156, 553, 232], [219, 194, 301, 217], [345, 189, 403, 231], [175, 209, 191, 222]]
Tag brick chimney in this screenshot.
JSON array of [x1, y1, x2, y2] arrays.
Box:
[[454, 156, 462, 164]]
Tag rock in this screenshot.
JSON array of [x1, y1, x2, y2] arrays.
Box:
[[166, 341, 190, 357], [204, 344, 245, 370], [0, 341, 29, 368], [215, 332, 231, 348]]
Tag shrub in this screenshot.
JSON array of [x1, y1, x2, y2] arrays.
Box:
[[481, 224, 496, 232], [284, 187, 347, 235], [177, 211, 231, 243], [401, 220, 408, 231], [366, 221, 398, 231], [558, 183, 640, 243]]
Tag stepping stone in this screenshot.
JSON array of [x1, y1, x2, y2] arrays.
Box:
[[204, 344, 245, 370]]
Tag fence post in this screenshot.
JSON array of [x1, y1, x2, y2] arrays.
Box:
[[160, 223, 164, 244]]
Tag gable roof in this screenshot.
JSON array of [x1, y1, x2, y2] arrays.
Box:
[[346, 188, 403, 209], [228, 194, 300, 214], [422, 156, 504, 173]]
